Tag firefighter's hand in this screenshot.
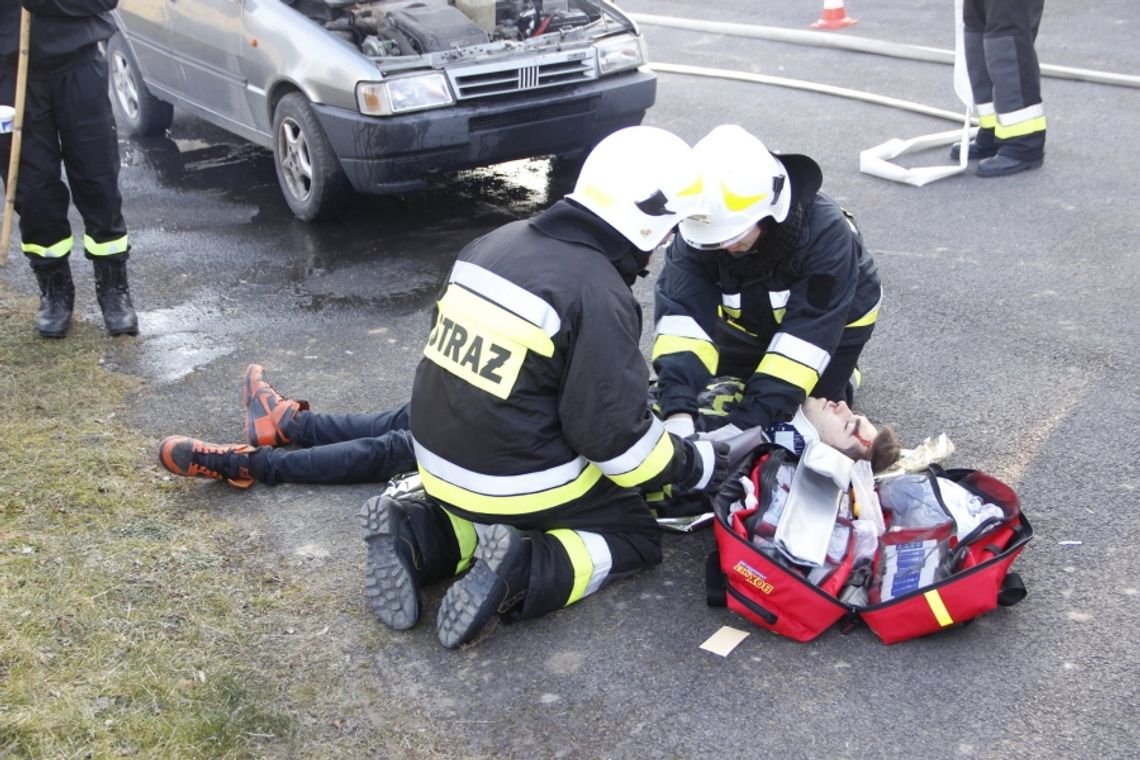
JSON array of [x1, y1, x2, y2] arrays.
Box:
[[673, 435, 731, 493]]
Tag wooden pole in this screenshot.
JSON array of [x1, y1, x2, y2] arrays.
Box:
[[1, 8, 33, 267]]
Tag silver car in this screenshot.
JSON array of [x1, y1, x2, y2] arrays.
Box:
[[108, 0, 656, 221]]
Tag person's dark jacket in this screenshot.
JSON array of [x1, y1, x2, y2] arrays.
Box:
[[0, 0, 118, 71], [409, 199, 692, 523], [653, 191, 882, 431]]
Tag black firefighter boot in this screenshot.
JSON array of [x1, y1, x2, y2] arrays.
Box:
[[29, 257, 75, 338], [92, 255, 139, 336]]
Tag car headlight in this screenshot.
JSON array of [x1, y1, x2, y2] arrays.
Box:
[[595, 34, 647, 76], [356, 73, 455, 116]]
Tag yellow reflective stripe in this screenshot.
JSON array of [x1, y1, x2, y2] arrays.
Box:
[[443, 507, 477, 574], [846, 303, 880, 328], [772, 308, 786, 324], [978, 112, 997, 128], [22, 236, 73, 258], [701, 391, 742, 417], [439, 284, 554, 357], [451, 260, 561, 336], [651, 334, 718, 375], [757, 353, 819, 394], [994, 115, 1047, 140], [581, 184, 613, 209], [722, 306, 742, 319], [84, 233, 129, 257], [418, 463, 603, 516], [924, 589, 954, 627], [721, 180, 768, 213], [606, 428, 675, 488], [549, 529, 593, 605], [768, 333, 830, 373], [678, 175, 703, 198]]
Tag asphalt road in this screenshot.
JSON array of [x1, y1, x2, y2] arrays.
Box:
[[3, 1, 1138, 757]]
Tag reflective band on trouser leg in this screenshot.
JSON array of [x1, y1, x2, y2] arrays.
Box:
[[978, 112, 997, 130], [549, 529, 613, 606], [924, 589, 954, 627], [995, 113, 1047, 140], [443, 507, 478, 574], [22, 236, 74, 259], [84, 233, 130, 257]]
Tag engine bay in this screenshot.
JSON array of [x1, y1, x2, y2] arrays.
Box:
[[289, 0, 618, 57]]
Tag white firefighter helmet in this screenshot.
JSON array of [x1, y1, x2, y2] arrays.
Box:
[[679, 124, 793, 250], [568, 126, 705, 252]]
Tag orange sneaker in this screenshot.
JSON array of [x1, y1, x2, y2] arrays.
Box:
[[158, 436, 256, 488], [243, 364, 309, 447]]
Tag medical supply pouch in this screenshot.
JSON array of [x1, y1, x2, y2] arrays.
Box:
[[859, 466, 1032, 644], [707, 447, 1032, 645]]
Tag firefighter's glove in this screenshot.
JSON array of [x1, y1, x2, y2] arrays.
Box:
[[672, 435, 731, 494]]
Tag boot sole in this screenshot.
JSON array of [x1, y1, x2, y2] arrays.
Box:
[[437, 524, 519, 649], [357, 496, 420, 630]]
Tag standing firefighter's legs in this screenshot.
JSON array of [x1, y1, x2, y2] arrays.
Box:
[[61, 54, 137, 334]]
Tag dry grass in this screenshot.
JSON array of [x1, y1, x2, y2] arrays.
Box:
[[0, 286, 445, 759]]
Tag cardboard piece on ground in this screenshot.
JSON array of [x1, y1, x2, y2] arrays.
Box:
[[700, 626, 750, 657]]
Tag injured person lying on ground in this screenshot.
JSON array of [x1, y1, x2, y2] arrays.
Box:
[[156, 370, 899, 490]]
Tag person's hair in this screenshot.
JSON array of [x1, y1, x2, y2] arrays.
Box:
[[869, 425, 901, 474]]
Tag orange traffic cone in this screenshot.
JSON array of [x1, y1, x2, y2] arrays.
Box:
[[811, 0, 859, 30]]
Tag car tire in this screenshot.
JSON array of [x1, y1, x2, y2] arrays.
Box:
[[272, 93, 353, 223], [106, 33, 174, 137]]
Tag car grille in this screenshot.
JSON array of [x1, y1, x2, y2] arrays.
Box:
[[448, 50, 597, 100], [468, 98, 596, 132]]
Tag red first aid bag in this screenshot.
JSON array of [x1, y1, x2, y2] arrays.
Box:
[[707, 446, 1032, 644]]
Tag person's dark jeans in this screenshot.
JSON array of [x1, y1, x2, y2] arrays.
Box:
[[250, 403, 416, 485]]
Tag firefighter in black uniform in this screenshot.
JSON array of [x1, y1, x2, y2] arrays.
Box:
[[358, 126, 731, 649], [950, 0, 1046, 177], [652, 124, 882, 441], [0, 0, 138, 337]]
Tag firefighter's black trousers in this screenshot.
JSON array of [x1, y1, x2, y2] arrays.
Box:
[[0, 45, 127, 260]]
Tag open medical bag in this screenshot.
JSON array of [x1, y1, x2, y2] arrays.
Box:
[[706, 444, 1032, 644]]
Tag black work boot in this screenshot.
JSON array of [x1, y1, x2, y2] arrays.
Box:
[[437, 523, 531, 649], [976, 153, 1044, 178], [949, 128, 998, 161], [358, 495, 424, 630], [92, 256, 139, 336], [29, 258, 75, 338]]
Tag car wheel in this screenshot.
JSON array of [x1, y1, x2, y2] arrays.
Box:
[[106, 33, 174, 137], [272, 93, 353, 223]]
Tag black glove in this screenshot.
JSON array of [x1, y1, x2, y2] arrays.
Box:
[[672, 435, 731, 493]]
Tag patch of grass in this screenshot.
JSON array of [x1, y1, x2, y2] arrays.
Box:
[[0, 288, 397, 758]]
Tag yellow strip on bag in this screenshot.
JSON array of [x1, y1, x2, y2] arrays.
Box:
[[924, 589, 954, 627]]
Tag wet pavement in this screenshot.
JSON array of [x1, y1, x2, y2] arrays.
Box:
[[3, 1, 1139, 757]]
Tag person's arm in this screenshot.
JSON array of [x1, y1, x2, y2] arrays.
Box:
[[728, 209, 860, 431], [651, 236, 722, 422], [560, 277, 727, 494], [20, 0, 117, 17]]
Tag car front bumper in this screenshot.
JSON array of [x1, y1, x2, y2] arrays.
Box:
[[312, 69, 656, 194]]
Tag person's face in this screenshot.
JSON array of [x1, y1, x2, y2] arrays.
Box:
[[801, 397, 877, 459], [721, 223, 762, 256]]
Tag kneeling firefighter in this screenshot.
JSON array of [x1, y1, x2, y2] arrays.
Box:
[[358, 126, 731, 649]]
